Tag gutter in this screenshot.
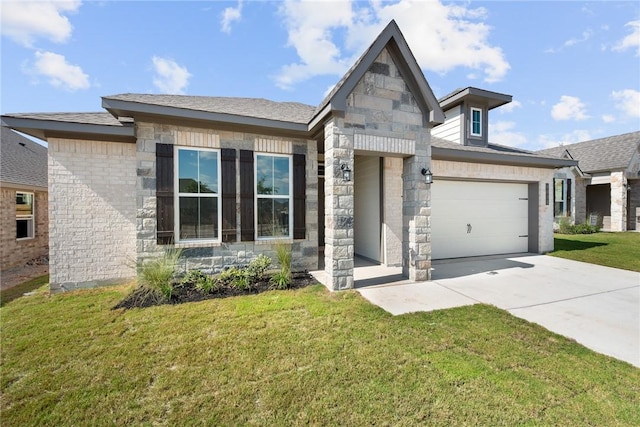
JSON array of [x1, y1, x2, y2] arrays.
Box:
[[432, 146, 579, 169]]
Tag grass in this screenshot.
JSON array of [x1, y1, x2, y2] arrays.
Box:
[[1, 284, 639, 426], [552, 232, 640, 272], [0, 275, 49, 307]]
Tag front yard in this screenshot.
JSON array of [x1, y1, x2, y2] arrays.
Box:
[[1, 282, 639, 426], [551, 232, 640, 272]]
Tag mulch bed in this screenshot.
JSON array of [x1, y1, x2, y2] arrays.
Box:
[[113, 271, 319, 310]]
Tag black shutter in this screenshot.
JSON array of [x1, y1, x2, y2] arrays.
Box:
[[293, 154, 306, 239], [156, 143, 174, 244], [566, 178, 572, 217], [221, 148, 237, 242], [240, 150, 255, 241]]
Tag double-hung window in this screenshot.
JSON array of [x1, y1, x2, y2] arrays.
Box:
[[470, 107, 482, 137], [176, 147, 221, 241], [256, 154, 292, 239], [16, 192, 34, 239], [554, 178, 566, 217]]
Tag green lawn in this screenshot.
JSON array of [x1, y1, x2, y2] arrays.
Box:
[[1, 284, 638, 426], [0, 275, 50, 307], [551, 232, 640, 272]]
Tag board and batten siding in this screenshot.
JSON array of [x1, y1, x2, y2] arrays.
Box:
[[431, 106, 462, 144]]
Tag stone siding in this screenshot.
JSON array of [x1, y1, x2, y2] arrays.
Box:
[[431, 159, 555, 253], [628, 179, 640, 230], [0, 186, 48, 270], [135, 123, 318, 274], [610, 171, 627, 232], [383, 157, 403, 266], [48, 139, 137, 291], [575, 177, 587, 224], [323, 47, 432, 289]]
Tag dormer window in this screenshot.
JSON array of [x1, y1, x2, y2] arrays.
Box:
[[470, 107, 482, 137]]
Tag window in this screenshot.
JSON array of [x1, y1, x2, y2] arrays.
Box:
[[470, 107, 482, 137], [256, 154, 292, 238], [554, 178, 566, 217], [175, 147, 221, 241], [16, 192, 34, 239]]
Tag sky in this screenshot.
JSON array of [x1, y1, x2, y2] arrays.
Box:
[[1, 0, 639, 151]]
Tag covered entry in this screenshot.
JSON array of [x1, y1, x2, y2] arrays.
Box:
[[431, 180, 529, 259]]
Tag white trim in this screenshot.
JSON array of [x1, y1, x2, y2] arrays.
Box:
[[16, 191, 35, 240], [173, 146, 222, 243], [470, 107, 482, 137], [254, 152, 293, 240]]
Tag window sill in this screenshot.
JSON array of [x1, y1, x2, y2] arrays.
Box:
[[254, 238, 294, 245], [16, 237, 35, 241], [174, 241, 222, 249]]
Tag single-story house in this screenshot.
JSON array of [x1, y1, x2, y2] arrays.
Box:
[[1, 127, 49, 270], [538, 131, 640, 231], [1, 21, 575, 292]]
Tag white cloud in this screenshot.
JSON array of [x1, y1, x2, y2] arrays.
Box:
[[32, 51, 90, 90], [152, 56, 191, 94], [545, 29, 593, 53], [1, 1, 81, 47], [537, 130, 592, 150], [602, 114, 615, 123], [613, 20, 640, 56], [551, 95, 589, 121], [499, 100, 522, 113], [221, 1, 243, 33], [276, 0, 509, 89], [489, 121, 528, 148], [611, 89, 640, 118]]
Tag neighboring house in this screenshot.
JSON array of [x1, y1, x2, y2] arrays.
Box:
[[538, 131, 640, 231], [1, 21, 575, 292], [0, 127, 48, 270]]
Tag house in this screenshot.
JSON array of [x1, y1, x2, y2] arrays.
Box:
[[1, 21, 575, 292], [538, 131, 640, 231], [0, 127, 49, 271]]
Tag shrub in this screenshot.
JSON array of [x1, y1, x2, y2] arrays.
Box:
[[556, 217, 600, 235], [558, 217, 573, 234], [246, 254, 272, 282], [138, 248, 182, 300], [217, 266, 251, 291], [270, 270, 291, 290], [181, 270, 217, 293], [270, 243, 292, 289]]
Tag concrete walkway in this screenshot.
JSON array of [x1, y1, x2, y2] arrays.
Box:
[[313, 254, 640, 367]]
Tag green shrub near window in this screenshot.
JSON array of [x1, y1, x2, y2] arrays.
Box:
[[556, 217, 599, 235]]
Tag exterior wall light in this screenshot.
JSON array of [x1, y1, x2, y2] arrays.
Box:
[[421, 168, 433, 184], [341, 164, 352, 182]]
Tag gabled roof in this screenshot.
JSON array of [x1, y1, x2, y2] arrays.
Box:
[[1, 127, 48, 189], [432, 137, 577, 168], [537, 131, 640, 173], [310, 20, 444, 131], [438, 87, 512, 110], [102, 94, 315, 134]]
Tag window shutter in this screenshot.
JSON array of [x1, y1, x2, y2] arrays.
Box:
[[566, 178, 572, 216], [293, 153, 306, 239], [221, 148, 237, 242], [240, 150, 255, 241], [156, 143, 174, 244]]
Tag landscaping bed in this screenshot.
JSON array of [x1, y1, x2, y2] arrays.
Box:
[[113, 270, 318, 309]]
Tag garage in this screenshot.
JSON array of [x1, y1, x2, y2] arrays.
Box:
[[431, 180, 529, 259]]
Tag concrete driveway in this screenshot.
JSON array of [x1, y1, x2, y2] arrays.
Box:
[[356, 254, 640, 367]]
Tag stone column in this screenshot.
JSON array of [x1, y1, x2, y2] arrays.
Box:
[[402, 132, 431, 281], [324, 118, 355, 290], [610, 171, 627, 231]]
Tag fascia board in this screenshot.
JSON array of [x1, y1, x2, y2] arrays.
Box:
[[432, 146, 579, 168], [1, 116, 134, 141]]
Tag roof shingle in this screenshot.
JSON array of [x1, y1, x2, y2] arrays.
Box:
[[1, 127, 48, 188]]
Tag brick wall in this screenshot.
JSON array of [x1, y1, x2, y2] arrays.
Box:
[[48, 139, 137, 291], [0, 186, 48, 270], [135, 123, 319, 274]]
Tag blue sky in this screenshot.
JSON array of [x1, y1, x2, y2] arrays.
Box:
[[1, 0, 639, 151]]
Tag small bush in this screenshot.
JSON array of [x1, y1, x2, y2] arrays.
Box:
[[558, 217, 573, 234], [556, 217, 599, 235], [138, 248, 182, 300], [270, 270, 291, 290], [270, 243, 292, 289], [181, 270, 217, 293], [246, 254, 272, 281], [217, 267, 251, 291]]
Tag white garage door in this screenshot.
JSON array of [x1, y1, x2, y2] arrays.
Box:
[[431, 180, 529, 260]]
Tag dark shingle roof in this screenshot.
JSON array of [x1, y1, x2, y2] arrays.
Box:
[[2, 112, 130, 127], [536, 131, 640, 173], [102, 94, 316, 125], [1, 127, 48, 188], [432, 137, 556, 160]]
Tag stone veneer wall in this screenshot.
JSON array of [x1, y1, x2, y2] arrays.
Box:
[[135, 123, 318, 274], [383, 157, 403, 266], [431, 159, 556, 253], [0, 186, 48, 270], [610, 171, 627, 231], [48, 139, 137, 291], [324, 47, 432, 289], [574, 177, 587, 224], [629, 179, 640, 231]]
